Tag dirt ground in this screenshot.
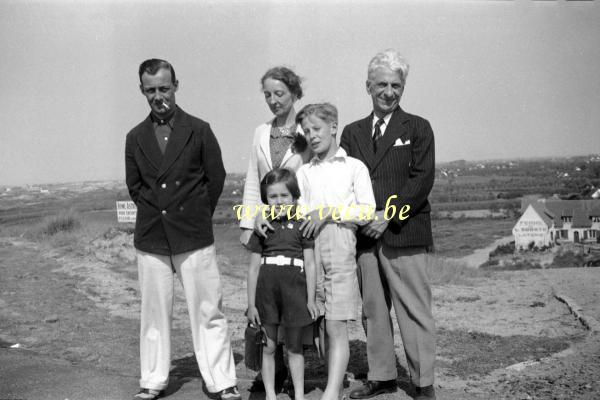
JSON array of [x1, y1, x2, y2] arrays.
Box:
[[1, 220, 599, 399]]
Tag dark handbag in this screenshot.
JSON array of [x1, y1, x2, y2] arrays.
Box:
[[244, 323, 266, 371]]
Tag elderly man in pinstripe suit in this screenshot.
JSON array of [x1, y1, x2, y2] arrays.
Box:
[[340, 49, 436, 400]]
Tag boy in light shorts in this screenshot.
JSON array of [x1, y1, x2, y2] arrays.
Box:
[[295, 103, 376, 400]]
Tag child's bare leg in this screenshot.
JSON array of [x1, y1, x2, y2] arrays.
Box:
[[262, 324, 279, 400], [284, 326, 306, 400], [321, 320, 349, 400]]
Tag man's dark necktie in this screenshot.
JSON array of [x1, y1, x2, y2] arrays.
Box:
[[373, 118, 385, 153]]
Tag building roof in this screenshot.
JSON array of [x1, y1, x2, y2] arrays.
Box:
[[573, 209, 592, 228], [523, 199, 600, 229], [530, 202, 553, 227]]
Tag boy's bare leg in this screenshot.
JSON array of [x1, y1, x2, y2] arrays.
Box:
[[321, 320, 349, 400]]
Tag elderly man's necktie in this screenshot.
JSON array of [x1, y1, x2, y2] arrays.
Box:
[[373, 118, 385, 153]]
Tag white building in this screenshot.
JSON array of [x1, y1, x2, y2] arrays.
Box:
[[513, 204, 552, 249], [513, 199, 600, 250]]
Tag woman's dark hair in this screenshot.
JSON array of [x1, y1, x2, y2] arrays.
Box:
[[291, 133, 308, 154], [260, 168, 301, 204], [138, 59, 177, 84], [261, 67, 303, 99]]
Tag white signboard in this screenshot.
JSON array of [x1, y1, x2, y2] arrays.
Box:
[[512, 204, 550, 249], [116, 201, 137, 223]]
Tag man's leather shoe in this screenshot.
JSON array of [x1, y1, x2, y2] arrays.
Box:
[[349, 380, 397, 399], [414, 385, 436, 400]]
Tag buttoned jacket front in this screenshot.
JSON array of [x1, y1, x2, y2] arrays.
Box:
[[125, 106, 226, 255], [340, 106, 435, 248]]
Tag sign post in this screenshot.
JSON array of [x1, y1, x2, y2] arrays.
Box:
[[116, 201, 137, 223]]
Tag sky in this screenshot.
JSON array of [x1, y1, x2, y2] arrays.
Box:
[[0, 0, 599, 186]]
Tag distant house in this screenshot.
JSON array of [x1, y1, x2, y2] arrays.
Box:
[[513, 203, 552, 249], [513, 198, 600, 249]]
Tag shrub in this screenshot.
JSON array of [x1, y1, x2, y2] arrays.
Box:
[[480, 259, 499, 268], [40, 211, 82, 236], [480, 258, 541, 271], [533, 244, 551, 252], [116, 224, 135, 235], [489, 242, 515, 257]]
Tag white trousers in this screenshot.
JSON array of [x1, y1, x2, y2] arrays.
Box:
[[137, 246, 237, 392]]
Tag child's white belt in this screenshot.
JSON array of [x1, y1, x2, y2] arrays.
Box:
[[262, 255, 304, 267]]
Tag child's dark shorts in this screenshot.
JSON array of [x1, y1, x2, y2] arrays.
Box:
[[256, 263, 313, 328]]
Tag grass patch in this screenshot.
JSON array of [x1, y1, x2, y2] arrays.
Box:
[[213, 224, 251, 281], [426, 256, 490, 286], [436, 328, 583, 378], [550, 250, 585, 269], [432, 218, 516, 258], [480, 258, 542, 271], [23, 210, 84, 248]]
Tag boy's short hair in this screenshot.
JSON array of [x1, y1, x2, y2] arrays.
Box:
[[260, 168, 301, 204], [296, 103, 338, 126]]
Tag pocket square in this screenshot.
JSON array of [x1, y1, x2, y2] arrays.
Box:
[[393, 138, 410, 146]]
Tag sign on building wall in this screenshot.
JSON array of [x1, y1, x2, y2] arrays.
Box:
[[116, 201, 137, 223], [512, 205, 550, 249], [513, 220, 547, 238]]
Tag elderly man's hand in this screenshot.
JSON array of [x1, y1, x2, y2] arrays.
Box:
[[253, 211, 274, 238], [360, 210, 389, 239], [239, 229, 253, 246]]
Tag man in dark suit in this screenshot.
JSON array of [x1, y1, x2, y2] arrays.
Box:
[[341, 50, 436, 400], [125, 59, 240, 400]]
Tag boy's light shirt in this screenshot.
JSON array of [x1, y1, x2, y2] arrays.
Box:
[[296, 147, 376, 226]]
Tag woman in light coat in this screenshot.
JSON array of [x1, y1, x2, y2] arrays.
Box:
[[240, 67, 310, 245]]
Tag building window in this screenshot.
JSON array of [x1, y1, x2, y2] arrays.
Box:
[[590, 216, 600, 223], [561, 230, 568, 238], [590, 230, 597, 238], [561, 216, 572, 223]]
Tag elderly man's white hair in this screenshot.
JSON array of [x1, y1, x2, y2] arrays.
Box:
[[367, 49, 410, 85]]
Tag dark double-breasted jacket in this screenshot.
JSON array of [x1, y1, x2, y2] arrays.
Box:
[[125, 106, 226, 255]]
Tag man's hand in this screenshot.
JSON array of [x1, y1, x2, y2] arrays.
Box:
[[299, 209, 330, 238], [360, 210, 389, 239], [239, 229, 253, 246], [307, 300, 319, 320], [247, 306, 261, 326], [253, 211, 274, 239]]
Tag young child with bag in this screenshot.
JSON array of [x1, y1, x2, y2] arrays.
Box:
[[246, 168, 319, 400]]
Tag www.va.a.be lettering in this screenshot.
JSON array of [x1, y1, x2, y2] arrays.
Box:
[[232, 195, 410, 221]]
